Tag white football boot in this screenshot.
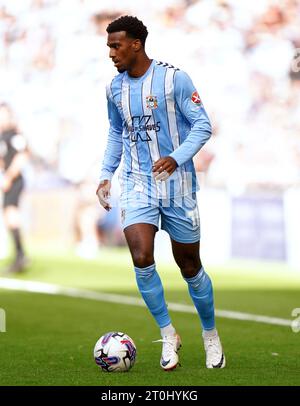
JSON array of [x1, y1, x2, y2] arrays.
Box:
[[153, 333, 182, 371], [203, 331, 226, 369]]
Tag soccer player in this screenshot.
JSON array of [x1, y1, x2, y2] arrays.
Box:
[[0, 103, 29, 273], [96, 16, 225, 370]]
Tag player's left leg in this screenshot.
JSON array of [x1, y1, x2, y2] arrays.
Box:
[[170, 239, 215, 330], [171, 239, 225, 368], [161, 193, 225, 368]]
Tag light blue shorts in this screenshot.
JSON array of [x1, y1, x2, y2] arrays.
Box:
[[120, 192, 200, 243]]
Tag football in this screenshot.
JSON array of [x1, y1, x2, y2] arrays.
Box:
[[94, 332, 137, 372]]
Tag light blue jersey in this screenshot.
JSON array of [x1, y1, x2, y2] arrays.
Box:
[[100, 60, 212, 200]]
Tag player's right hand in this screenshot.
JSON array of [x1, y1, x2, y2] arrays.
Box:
[[96, 179, 112, 211]]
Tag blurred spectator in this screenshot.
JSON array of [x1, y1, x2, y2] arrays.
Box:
[[73, 177, 125, 258], [96, 202, 125, 248], [73, 179, 100, 259], [91, 11, 122, 36], [0, 102, 29, 273]]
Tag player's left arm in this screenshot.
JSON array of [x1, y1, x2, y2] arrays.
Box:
[[152, 70, 212, 178], [170, 70, 212, 168]]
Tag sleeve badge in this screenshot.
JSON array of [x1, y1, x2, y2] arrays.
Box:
[[191, 91, 202, 105]]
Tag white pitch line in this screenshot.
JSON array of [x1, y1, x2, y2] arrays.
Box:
[[0, 277, 292, 328]]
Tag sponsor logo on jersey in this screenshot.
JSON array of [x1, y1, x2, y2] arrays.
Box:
[[125, 115, 161, 142], [191, 91, 202, 105], [146, 95, 158, 109]]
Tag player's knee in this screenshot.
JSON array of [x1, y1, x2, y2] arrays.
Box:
[[132, 251, 154, 268], [179, 259, 202, 278], [180, 267, 198, 278]]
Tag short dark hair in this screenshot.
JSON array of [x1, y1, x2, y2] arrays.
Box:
[[106, 15, 148, 47]]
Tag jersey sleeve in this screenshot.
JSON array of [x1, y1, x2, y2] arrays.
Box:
[[99, 85, 123, 182], [169, 70, 212, 167]]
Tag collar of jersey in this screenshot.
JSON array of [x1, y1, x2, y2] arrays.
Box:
[[125, 59, 155, 82]]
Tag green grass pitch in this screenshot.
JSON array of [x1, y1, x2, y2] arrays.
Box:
[[0, 247, 300, 386]]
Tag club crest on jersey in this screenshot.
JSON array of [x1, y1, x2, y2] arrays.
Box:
[[191, 91, 202, 105], [146, 95, 158, 109]]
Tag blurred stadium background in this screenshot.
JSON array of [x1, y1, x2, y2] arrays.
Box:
[[1, 0, 300, 266], [1, 0, 300, 387]]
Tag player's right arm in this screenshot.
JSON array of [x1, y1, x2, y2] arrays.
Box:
[[96, 87, 123, 211]]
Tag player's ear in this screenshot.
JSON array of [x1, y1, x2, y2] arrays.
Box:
[[132, 39, 142, 52]]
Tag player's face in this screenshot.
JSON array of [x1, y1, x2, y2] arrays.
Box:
[[107, 31, 139, 73]]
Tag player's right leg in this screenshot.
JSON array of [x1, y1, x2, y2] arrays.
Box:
[[124, 221, 180, 370]]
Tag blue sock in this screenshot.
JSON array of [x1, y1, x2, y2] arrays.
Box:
[[134, 263, 171, 328], [184, 267, 215, 330]]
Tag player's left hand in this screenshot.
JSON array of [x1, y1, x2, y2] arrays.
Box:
[[152, 156, 178, 181]]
